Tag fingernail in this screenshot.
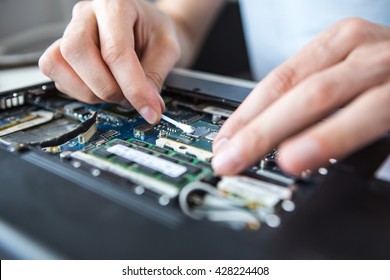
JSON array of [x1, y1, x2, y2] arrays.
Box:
[[140, 106, 159, 124], [119, 98, 131, 107], [213, 137, 229, 153], [279, 137, 321, 174], [212, 144, 243, 175]]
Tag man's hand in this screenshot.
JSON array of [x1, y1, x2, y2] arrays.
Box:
[[39, 0, 184, 123], [39, 0, 223, 124], [212, 18, 390, 176]]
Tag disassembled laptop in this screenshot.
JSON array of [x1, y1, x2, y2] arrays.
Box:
[[0, 71, 327, 231]]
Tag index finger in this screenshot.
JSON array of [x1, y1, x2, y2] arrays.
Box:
[[213, 19, 389, 149], [94, 0, 163, 123]]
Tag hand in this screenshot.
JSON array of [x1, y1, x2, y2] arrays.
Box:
[[212, 18, 390, 176], [39, 0, 181, 124]]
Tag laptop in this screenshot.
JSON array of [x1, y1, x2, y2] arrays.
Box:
[[0, 68, 389, 259]]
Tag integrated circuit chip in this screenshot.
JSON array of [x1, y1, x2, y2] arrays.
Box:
[[133, 123, 155, 139], [187, 127, 210, 138], [205, 132, 218, 141]]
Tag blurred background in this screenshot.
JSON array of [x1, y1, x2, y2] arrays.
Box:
[[0, 0, 251, 78], [0, 0, 77, 67]]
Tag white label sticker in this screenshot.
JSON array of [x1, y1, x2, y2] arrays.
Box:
[[218, 176, 292, 208], [107, 144, 187, 178], [375, 154, 390, 183], [203, 106, 233, 118]]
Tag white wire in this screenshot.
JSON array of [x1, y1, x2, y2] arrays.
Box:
[[161, 114, 195, 134]]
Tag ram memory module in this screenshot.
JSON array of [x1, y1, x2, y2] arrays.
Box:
[[70, 138, 213, 197]]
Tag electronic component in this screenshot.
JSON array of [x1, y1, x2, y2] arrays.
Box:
[[0, 92, 25, 111], [0, 117, 78, 146], [0, 81, 304, 231], [182, 114, 205, 125], [107, 144, 187, 178], [156, 138, 214, 162], [64, 102, 84, 114], [100, 130, 119, 140], [73, 108, 92, 120], [255, 169, 295, 185], [101, 103, 136, 117], [78, 122, 97, 144], [179, 181, 261, 230], [187, 126, 210, 138], [217, 176, 293, 209], [133, 123, 155, 139], [202, 106, 233, 118], [64, 102, 93, 120], [163, 120, 219, 156], [27, 112, 97, 148], [211, 114, 222, 124], [0, 110, 54, 137], [251, 150, 296, 185], [205, 132, 218, 141], [71, 138, 213, 197], [72, 150, 180, 197]]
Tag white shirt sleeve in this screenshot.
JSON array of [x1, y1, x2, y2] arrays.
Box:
[[239, 0, 390, 80]]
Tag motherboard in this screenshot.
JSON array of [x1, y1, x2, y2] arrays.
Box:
[[0, 82, 318, 230]]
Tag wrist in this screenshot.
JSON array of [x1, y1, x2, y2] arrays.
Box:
[[168, 15, 199, 67]]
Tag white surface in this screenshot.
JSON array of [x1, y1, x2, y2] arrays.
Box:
[[376, 154, 390, 183], [161, 114, 195, 133], [107, 144, 187, 178], [0, 66, 50, 92], [172, 68, 256, 88], [239, 0, 390, 80]]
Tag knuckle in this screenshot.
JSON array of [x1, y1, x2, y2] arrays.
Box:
[[146, 71, 164, 91], [72, 1, 89, 17], [377, 41, 390, 66], [160, 35, 181, 61], [354, 40, 390, 75], [377, 85, 390, 109], [220, 114, 246, 137], [335, 17, 370, 43], [83, 94, 100, 104], [95, 84, 120, 102], [311, 133, 332, 157], [101, 39, 127, 67], [251, 129, 269, 149], [38, 44, 62, 78], [267, 64, 297, 95], [60, 35, 87, 63], [123, 87, 143, 107], [79, 87, 101, 104], [303, 78, 335, 109], [54, 82, 65, 93], [240, 127, 271, 163], [38, 52, 55, 78]]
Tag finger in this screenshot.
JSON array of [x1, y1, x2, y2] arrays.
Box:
[[39, 39, 103, 104], [93, 0, 163, 123], [211, 41, 390, 175], [60, 2, 124, 105], [140, 32, 181, 113], [213, 19, 390, 149], [278, 80, 390, 175]]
